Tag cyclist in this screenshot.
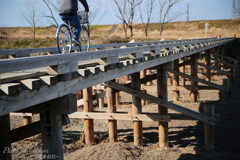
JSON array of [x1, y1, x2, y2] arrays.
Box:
[[58, 0, 89, 46]]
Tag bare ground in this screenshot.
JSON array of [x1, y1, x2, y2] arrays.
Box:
[[9, 74, 240, 160]]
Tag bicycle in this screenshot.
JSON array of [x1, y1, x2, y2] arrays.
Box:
[[56, 11, 90, 54]]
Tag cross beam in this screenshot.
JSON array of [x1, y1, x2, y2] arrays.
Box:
[[169, 70, 229, 92], [105, 81, 217, 125]]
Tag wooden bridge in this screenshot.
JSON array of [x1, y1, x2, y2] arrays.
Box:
[[0, 37, 239, 159]]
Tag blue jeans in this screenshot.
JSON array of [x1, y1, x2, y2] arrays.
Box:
[[60, 14, 81, 40]]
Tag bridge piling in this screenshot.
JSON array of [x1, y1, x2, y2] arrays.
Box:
[[131, 72, 143, 146], [173, 59, 180, 102], [157, 65, 169, 148], [0, 114, 11, 160], [83, 87, 94, 145], [190, 53, 199, 102]]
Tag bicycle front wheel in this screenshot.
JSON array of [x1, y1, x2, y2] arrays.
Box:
[[57, 24, 72, 54], [80, 26, 90, 51]]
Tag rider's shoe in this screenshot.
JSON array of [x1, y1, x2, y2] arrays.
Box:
[[73, 38, 81, 46]]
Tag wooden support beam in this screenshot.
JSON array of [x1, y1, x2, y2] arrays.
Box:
[[105, 81, 217, 125], [190, 53, 199, 102], [11, 121, 41, 143], [17, 93, 77, 114], [222, 79, 230, 104], [107, 80, 117, 142], [115, 79, 121, 107], [198, 63, 234, 77], [169, 70, 228, 92], [157, 65, 169, 148], [98, 89, 104, 109], [179, 58, 191, 67], [83, 87, 94, 145], [40, 113, 63, 160], [205, 50, 211, 81], [131, 72, 143, 146], [173, 59, 179, 101], [180, 58, 186, 85], [211, 58, 236, 68], [141, 70, 147, 105], [204, 103, 214, 151], [0, 114, 11, 160]]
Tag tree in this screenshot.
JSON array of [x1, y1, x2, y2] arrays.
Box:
[[139, 0, 157, 37], [42, 0, 60, 28], [114, 0, 143, 37], [19, 0, 42, 39], [158, 0, 185, 37]]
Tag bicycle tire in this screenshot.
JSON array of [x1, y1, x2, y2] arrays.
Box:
[[80, 26, 90, 51], [56, 24, 72, 54]]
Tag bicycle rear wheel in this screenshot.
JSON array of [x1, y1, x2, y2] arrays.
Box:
[[79, 26, 90, 51], [57, 24, 72, 54]]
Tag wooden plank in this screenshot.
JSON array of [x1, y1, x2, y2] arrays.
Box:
[[211, 58, 236, 68], [11, 121, 41, 143], [218, 54, 237, 62], [168, 85, 199, 91], [169, 70, 228, 92], [198, 63, 234, 77], [190, 54, 199, 102], [0, 114, 12, 160], [0, 38, 235, 74], [20, 78, 41, 90], [205, 50, 211, 81], [0, 83, 21, 95], [173, 59, 179, 101], [69, 112, 170, 122], [105, 81, 217, 125]]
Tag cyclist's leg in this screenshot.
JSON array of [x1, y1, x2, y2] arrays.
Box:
[[60, 15, 70, 40], [70, 14, 81, 42]]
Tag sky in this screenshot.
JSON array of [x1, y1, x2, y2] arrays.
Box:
[[0, 0, 234, 27]]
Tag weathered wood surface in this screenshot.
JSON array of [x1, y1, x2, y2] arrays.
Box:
[[0, 37, 235, 116], [169, 70, 229, 92], [105, 81, 217, 125]]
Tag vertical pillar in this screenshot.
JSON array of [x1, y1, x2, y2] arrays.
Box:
[[204, 103, 214, 151], [180, 59, 186, 86], [173, 59, 179, 101], [214, 47, 219, 71], [83, 87, 94, 145], [0, 114, 12, 160], [222, 79, 229, 105], [115, 79, 121, 107], [205, 50, 211, 82], [157, 65, 169, 148], [146, 69, 153, 85], [190, 54, 199, 102], [131, 72, 143, 146], [107, 80, 117, 142], [141, 70, 147, 105], [98, 90, 104, 109], [221, 45, 225, 70], [40, 113, 63, 160]]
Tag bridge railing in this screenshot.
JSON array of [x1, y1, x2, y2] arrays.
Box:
[[0, 37, 235, 75], [0, 37, 221, 58]]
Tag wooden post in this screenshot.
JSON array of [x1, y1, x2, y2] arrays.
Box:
[[173, 59, 179, 101], [23, 116, 33, 125], [157, 65, 169, 148], [131, 72, 143, 146], [0, 114, 12, 160], [222, 79, 229, 104], [146, 69, 153, 85], [83, 87, 94, 145], [180, 59, 186, 86], [98, 89, 104, 109], [107, 80, 117, 142], [214, 47, 219, 71], [190, 54, 199, 102], [40, 113, 63, 160], [204, 103, 214, 151], [168, 74, 173, 86], [237, 56, 240, 78], [116, 79, 121, 107], [141, 70, 147, 105], [221, 45, 225, 70], [205, 50, 211, 82]]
